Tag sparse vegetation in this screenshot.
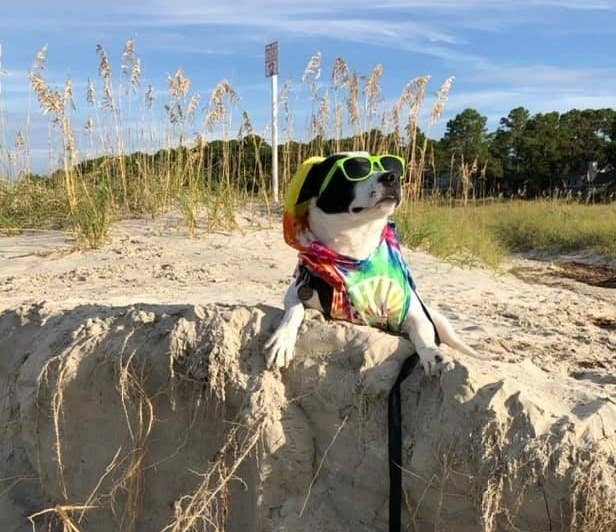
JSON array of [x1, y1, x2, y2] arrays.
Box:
[[395, 200, 616, 268], [0, 39, 614, 261]]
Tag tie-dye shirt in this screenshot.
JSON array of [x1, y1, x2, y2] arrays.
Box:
[[297, 222, 415, 332]]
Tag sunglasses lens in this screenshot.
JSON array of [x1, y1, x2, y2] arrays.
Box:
[[343, 157, 372, 180], [380, 156, 404, 176]]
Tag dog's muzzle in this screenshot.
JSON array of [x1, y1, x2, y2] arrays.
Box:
[[377, 171, 402, 204]]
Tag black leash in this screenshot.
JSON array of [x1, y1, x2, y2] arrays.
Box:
[[388, 352, 419, 532], [388, 297, 440, 532]]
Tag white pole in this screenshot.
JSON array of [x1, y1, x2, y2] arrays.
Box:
[[271, 72, 279, 203]]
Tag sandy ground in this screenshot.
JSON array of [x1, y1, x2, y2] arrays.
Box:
[[1, 209, 614, 380], [1, 208, 615, 531]]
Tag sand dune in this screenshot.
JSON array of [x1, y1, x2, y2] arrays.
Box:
[[1, 211, 614, 531]]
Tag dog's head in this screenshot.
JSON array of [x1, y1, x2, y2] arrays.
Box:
[[295, 152, 403, 218]]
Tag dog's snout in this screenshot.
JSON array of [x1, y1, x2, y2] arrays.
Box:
[[378, 171, 398, 185]]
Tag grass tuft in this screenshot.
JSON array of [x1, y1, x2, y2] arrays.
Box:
[[396, 200, 616, 268]]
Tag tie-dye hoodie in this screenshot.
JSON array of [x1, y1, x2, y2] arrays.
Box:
[[283, 156, 415, 332]]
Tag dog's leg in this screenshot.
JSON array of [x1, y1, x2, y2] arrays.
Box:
[[426, 306, 488, 360], [265, 284, 305, 368], [402, 295, 444, 376]]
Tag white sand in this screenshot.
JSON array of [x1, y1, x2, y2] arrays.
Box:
[[1, 210, 614, 531]]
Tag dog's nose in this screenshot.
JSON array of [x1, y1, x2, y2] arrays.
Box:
[[378, 171, 398, 185]]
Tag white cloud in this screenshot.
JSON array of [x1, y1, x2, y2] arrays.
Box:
[[2, 1, 613, 65], [471, 64, 616, 87], [138, 0, 615, 17], [434, 86, 616, 132]]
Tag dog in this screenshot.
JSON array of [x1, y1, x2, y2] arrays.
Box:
[[265, 152, 479, 375]]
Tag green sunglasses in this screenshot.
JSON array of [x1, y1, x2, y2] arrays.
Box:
[[319, 154, 406, 195]]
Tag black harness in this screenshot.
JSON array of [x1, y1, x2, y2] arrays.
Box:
[[388, 297, 440, 532]]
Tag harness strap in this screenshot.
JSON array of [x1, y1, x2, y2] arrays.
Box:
[[388, 299, 440, 532], [388, 353, 419, 532]]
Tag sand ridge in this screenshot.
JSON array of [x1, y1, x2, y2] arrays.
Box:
[[1, 210, 613, 379], [0, 209, 615, 531]]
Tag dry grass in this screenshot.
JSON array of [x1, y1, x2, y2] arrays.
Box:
[[164, 418, 264, 532], [16, 302, 616, 531], [2, 39, 251, 245], [2, 39, 612, 257], [569, 451, 616, 532], [468, 416, 616, 532], [32, 329, 158, 532], [28, 504, 98, 532], [395, 199, 616, 268], [109, 348, 155, 532], [26, 307, 279, 532], [12, 38, 609, 262], [298, 414, 348, 517]]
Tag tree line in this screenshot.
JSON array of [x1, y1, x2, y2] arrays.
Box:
[[436, 107, 616, 197], [26, 106, 616, 202]]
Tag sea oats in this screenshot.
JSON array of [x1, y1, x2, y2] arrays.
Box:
[[205, 80, 239, 131], [122, 37, 136, 76], [402, 76, 430, 127], [168, 68, 190, 100], [332, 57, 350, 89], [145, 84, 155, 109], [366, 64, 383, 121], [347, 72, 360, 130], [30, 72, 63, 117], [130, 58, 142, 91], [194, 133, 206, 150], [301, 51, 322, 83], [315, 92, 330, 138], [334, 102, 344, 141], [96, 44, 111, 80], [15, 130, 25, 150], [392, 99, 402, 140], [165, 103, 179, 125], [279, 79, 294, 138], [86, 77, 96, 106], [64, 75, 76, 111], [29, 51, 79, 211], [34, 44, 48, 71], [96, 44, 114, 110], [238, 110, 254, 139], [279, 79, 292, 108], [186, 93, 201, 122], [430, 76, 454, 125]]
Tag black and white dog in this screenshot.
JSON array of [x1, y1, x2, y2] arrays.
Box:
[[265, 152, 478, 375]]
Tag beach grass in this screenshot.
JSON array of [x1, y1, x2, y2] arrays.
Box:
[[395, 199, 616, 268], [0, 40, 614, 267]]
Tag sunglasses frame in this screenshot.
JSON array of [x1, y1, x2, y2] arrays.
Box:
[[319, 154, 406, 195]]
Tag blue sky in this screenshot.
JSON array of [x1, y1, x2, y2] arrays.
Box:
[[1, 0, 615, 174]]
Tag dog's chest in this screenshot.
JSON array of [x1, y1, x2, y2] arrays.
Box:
[[300, 228, 414, 332], [339, 240, 411, 330]]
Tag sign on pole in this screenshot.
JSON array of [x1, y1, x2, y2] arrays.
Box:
[[265, 41, 279, 203], [265, 41, 279, 77]]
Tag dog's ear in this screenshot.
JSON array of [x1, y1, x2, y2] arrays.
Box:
[[295, 155, 346, 204]]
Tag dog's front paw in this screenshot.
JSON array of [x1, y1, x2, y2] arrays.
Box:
[[264, 326, 297, 369], [417, 346, 446, 376]]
